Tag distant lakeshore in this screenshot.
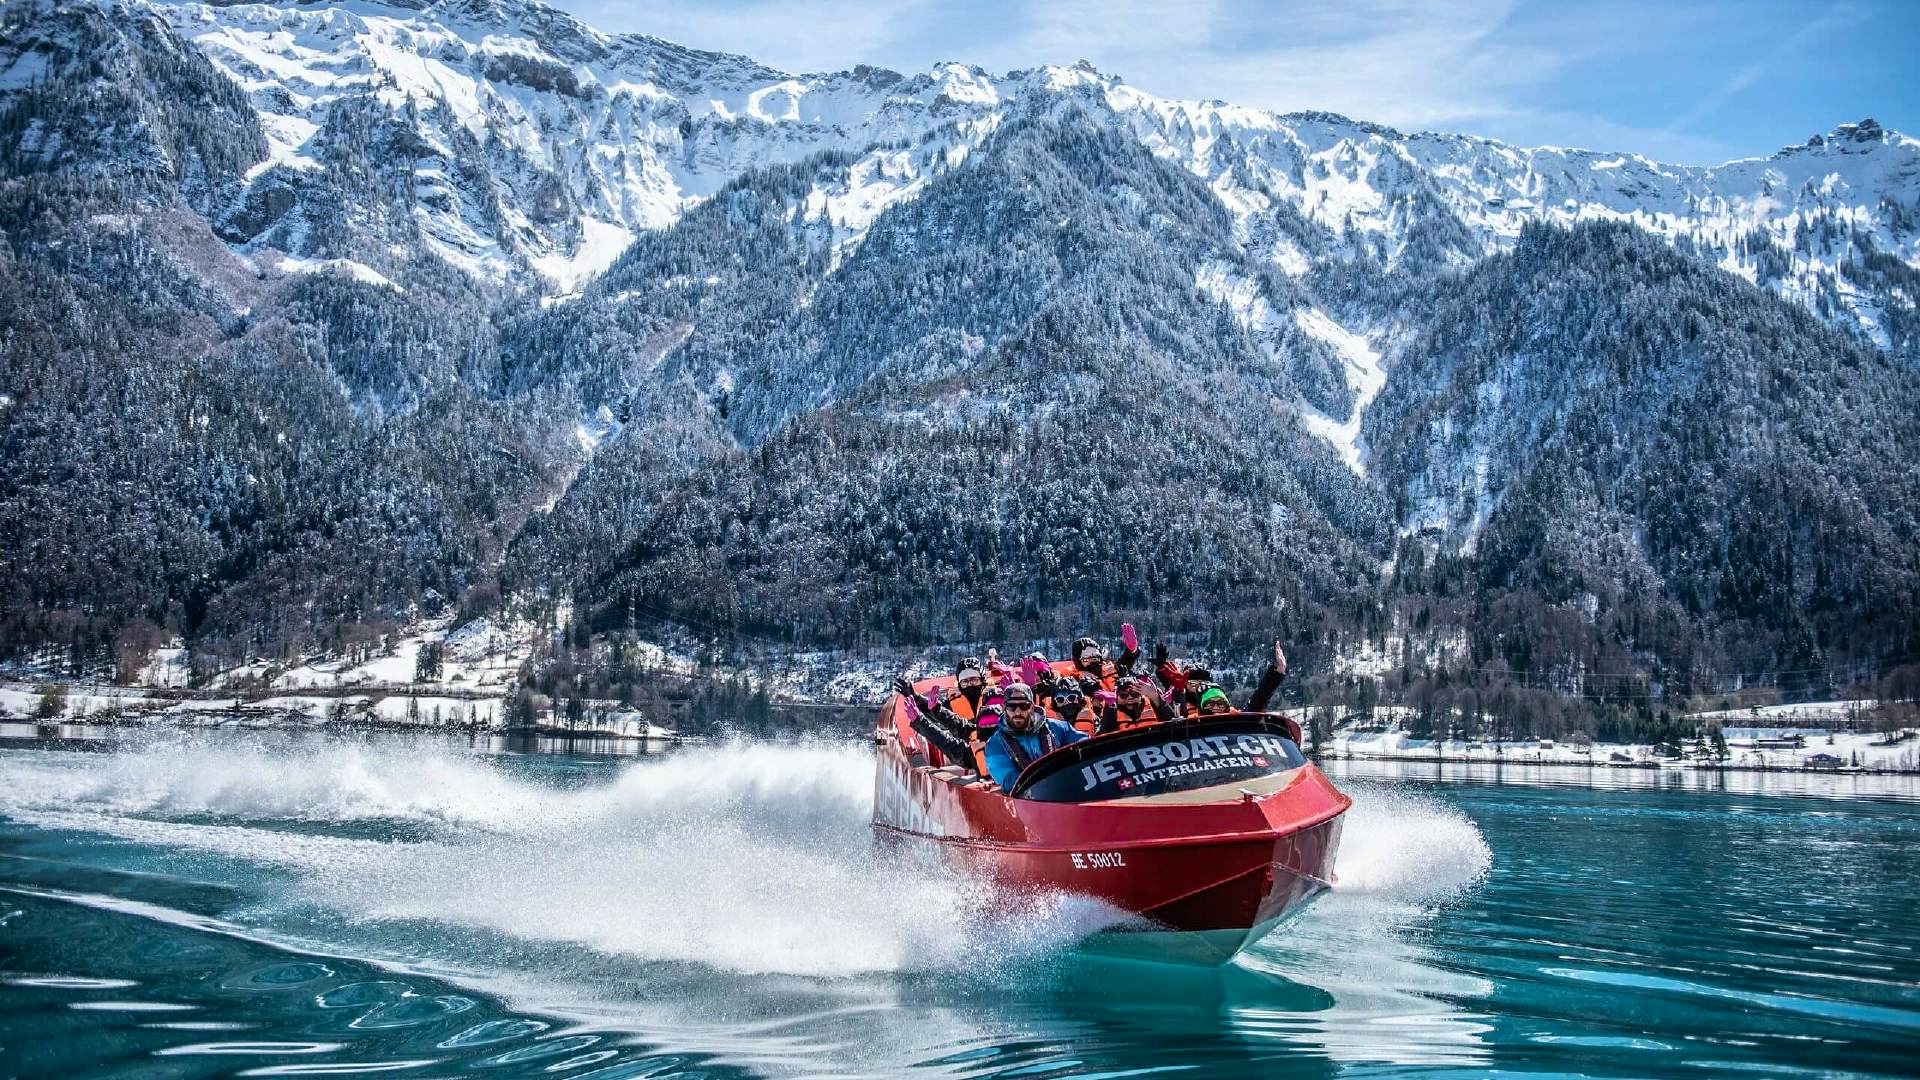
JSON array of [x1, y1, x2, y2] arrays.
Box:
[[5, 708, 1914, 777], [1320, 744, 1917, 775]]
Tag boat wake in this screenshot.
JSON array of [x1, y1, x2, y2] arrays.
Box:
[[0, 736, 1490, 978]]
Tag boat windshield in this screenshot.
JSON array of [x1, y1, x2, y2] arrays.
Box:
[[1009, 715, 1308, 803]]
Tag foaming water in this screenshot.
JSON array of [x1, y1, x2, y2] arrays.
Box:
[[1326, 781, 1493, 903], [0, 735, 1137, 978], [0, 736, 572, 828]]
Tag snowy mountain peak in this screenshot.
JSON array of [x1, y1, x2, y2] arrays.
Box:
[[13, 0, 1914, 353]]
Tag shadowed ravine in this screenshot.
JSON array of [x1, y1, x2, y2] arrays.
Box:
[[0, 734, 1914, 1078]]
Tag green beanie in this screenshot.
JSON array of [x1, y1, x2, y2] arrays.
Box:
[[1198, 686, 1231, 710]]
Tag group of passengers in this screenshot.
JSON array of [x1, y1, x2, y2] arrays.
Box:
[[891, 626, 1290, 789]]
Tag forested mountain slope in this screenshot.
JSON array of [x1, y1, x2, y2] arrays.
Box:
[[1, 0, 1916, 705], [1369, 222, 1920, 694]]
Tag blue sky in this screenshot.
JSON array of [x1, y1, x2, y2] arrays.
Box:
[[553, 0, 1916, 165]]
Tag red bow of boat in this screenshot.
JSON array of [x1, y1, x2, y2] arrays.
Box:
[[872, 665, 1352, 964]]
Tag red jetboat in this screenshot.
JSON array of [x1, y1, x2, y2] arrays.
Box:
[[872, 666, 1351, 964]]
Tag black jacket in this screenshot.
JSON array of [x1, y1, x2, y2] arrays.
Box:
[[1245, 662, 1285, 713], [910, 699, 978, 772]]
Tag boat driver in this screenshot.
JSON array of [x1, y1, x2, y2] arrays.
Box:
[[982, 682, 1086, 789]]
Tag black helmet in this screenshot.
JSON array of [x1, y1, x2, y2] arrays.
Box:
[[1072, 637, 1100, 662], [957, 656, 983, 675]]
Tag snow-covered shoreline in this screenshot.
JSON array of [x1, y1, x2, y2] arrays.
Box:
[[1325, 728, 1920, 774]]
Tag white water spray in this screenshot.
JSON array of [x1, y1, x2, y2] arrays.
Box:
[[0, 738, 1490, 977]]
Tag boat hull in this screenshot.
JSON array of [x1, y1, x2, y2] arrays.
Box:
[[872, 679, 1349, 964]]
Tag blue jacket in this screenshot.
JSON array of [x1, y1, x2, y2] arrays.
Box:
[[983, 719, 1087, 789]]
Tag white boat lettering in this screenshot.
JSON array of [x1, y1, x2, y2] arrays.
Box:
[[1080, 733, 1291, 791]]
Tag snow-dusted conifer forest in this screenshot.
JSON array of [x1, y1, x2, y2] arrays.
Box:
[[1, 0, 1917, 736]]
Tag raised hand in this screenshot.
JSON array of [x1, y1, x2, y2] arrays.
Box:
[[892, 676, 922, 720], [1272, 640, 1288, 678], [1121, 622, 1139, 652], [1154, 641, 1169, 667]]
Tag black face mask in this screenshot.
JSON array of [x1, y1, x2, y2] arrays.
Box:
[[958, 682, 984, 706]]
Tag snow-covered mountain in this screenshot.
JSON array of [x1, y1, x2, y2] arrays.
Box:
[[1, 0, 1917, 697], [29, 0, 1894, 346]]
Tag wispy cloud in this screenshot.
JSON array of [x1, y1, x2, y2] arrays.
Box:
[[1663, 3, 1863, 135]]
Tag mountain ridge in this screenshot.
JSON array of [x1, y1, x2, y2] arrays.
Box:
[[1, 0, 1917, 723], [27, 0, 1908, 361]]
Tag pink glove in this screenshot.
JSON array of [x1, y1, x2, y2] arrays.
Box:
[[900, 695, 921, 721], [1094, 690, 1117, 708], [1121, 622, 1138, 652], [1019, 656, 1049, 686]]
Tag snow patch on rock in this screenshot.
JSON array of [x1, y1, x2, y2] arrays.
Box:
[[1293, 309, 1385, 475]]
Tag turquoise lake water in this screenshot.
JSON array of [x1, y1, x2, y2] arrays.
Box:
[[1, 730, 1915, 1078]]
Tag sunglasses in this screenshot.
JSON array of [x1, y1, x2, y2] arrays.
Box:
[[1118, 690, 1144, 699], [1005, 701, 1034, 711]]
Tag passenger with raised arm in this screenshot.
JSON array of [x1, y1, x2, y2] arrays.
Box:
[[982, 681, 1086, 789], [1151, 641, 1200, 713], [1096, 674, 1176, 733], [1194, 641, 1291, 716], [1070, 623, 1143, 690], [893, 675, 976, 772], [984, 647, 1020, 687], [1154, 640, 1289, 717]]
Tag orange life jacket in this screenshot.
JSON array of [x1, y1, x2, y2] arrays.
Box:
[[946, 690, 980, 722], [1075, 658, 1122, 692], [968, 732, 992, 777], [1043, 700, 1098, 736]]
